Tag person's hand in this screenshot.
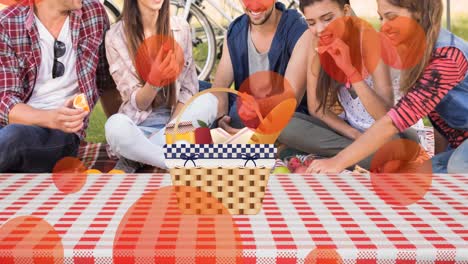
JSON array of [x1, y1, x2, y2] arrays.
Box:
[[47, 96, 89, 133], [306, 157, 345, 174], [317, 38, 361, 82], [218, 115, 242, 135], [148, 46, 180, 87], [238, 92, 262, 122]]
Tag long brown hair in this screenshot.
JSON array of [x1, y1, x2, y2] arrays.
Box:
[[385, 0, 443, 94], [121, 0, 176, 109], [300, 0, 361, 113]]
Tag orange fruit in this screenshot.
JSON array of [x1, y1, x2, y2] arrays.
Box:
[[108, 169, 126, 174], [73, 93, 90, 112], [85, 169, 102, 174]]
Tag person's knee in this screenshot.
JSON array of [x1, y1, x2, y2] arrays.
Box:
[[447, 141, 468, 173], [105, 114, 136, 149], [0, 124, 32, 150], [277, 119, 297, 144], [181, 93, 219, 124]]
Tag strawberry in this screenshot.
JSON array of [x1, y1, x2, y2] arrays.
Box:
[[288, 157, 302, 171]]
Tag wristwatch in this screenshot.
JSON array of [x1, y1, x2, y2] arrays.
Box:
[[212, 114, 227, 128]]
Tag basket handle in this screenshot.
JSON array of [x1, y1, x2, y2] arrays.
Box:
[[173, 87, 264, 135]]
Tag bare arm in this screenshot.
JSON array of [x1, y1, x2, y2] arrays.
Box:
[[9, 104, 51, 128], [352, 61, 394, 120], [212, 36, 234, 118], [334, 115, 398, 169], [9, 99, 88, 134], [134, 83, 161, 111], [284, 30, 310, 104], [307, 115, 398, 173], [307, 45, 362, 140]]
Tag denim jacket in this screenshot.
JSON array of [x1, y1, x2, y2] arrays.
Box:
[[226, 2, 309, 114], [434, 28, 468, 130]]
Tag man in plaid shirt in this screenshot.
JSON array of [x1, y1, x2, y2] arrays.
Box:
[[0, 0, 115, 172]]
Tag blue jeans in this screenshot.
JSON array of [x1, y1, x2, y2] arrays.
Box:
[[0, 124, 80, 173], [105, 93, 219, 169], [432, 139, 468, 173]]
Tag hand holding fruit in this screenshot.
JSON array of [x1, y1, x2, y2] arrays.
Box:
[[317, 38, 361, 83], [147, 43, 180, 87], [238, 92, 262, 122], [47, 95, 88, 134]]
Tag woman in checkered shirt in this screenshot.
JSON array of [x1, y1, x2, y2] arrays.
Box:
[[104, 0, 218, 172]]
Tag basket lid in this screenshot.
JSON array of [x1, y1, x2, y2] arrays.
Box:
[[166, 121, 195, 134]]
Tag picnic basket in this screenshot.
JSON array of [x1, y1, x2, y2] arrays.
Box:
[[165, 88, 278, 215]]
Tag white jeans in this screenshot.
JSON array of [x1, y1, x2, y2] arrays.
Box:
[[105, 93, 218, 169]]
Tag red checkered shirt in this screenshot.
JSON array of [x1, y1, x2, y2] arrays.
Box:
[[0, 0, 114, 139]]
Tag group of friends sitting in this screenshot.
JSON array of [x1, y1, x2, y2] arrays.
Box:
[[0, 0, 467, 174]]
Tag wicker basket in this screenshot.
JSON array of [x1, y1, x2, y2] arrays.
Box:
[[171, 167, 270, 215], [166, 88, 277, 215]]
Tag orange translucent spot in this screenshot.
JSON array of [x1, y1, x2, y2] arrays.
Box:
[[237, 71, 296, 136], [0, 216, 64, 264], [370, 139, 433, 206], [317, 17, 380, 84], [73, 93, 90, 112], [135, 34, 184, 87], [0, 0, 41, 7], [52, 157, 87, 194], [305, 247, 343, 264], [380, 16, 426, 70], [113, 186, 243, 263], [242, 0, 275, 12]]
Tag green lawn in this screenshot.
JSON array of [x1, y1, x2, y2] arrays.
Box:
[[86, 101, 107, 143], [86, 16, 468, 143]]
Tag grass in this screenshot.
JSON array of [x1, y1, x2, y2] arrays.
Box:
[[451, 16, 468, 41], [85, 15, 468, 143], [86, 102, 107, 143]]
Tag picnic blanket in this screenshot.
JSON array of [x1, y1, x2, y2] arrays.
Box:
[[0, 173, 466, 263], [78, 127, 435, 173], [78, 142, 167, 173]]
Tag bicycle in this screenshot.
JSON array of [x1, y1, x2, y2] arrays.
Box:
[[102, 0, 218, 81], [103, 0, 121, 25]]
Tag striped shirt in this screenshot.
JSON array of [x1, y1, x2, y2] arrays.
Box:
[[388, 47, 468, 148]]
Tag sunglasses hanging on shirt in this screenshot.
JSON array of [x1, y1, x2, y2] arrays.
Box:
[[52, 40, 66, 79]]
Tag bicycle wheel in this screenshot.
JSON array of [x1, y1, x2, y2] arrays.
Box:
[[103, 0, 121, 24], [171, 0, 217, 81]]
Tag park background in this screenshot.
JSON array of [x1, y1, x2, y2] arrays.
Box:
[[2, 0, 467, 143]]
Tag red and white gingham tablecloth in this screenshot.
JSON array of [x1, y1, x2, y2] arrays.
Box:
[[0, 173, 467, 263]]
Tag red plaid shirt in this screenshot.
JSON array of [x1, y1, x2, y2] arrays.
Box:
[[0, 0, 114, 139]]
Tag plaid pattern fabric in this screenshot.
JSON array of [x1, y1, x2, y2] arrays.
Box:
[[0, 0, 114, 139], [0, 173, 466, 263], [78, 142, 167, 173], [164, 144, 276, 159]]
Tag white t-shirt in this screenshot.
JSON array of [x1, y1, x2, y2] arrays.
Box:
[[27, 16, 79, 110]]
